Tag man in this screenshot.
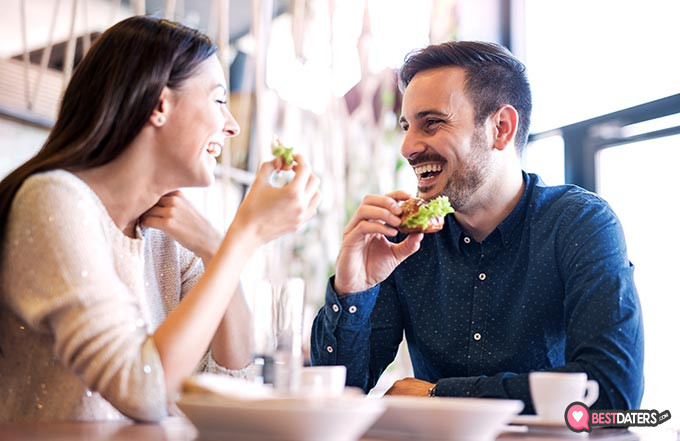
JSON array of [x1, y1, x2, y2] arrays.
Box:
[[310, 41, 643, 413]]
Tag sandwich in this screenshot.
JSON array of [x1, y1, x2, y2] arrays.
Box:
[[397, 195, 454, 234], [271, 137, 295, 171]]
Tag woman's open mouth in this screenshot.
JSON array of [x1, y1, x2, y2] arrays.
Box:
[[206, 142, 222, 158]]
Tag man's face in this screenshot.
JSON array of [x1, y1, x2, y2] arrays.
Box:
[[399, 66, 493, 210]]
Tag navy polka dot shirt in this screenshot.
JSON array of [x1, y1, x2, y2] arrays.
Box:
[[311, 172, 643, 413]]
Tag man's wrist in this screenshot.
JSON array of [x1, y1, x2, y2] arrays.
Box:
[[428, 383, 437, 397], [332, 275, 363, 297]]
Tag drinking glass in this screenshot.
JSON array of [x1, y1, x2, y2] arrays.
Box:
[[251, 278, 305, 394]]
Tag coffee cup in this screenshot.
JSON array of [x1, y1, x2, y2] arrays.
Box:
[[299, 365, 347, 397], [529, 372, 599, 422]]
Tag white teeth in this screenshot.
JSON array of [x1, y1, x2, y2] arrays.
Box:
[[207, 143, 222, 157], [414, 163, 443, 176]]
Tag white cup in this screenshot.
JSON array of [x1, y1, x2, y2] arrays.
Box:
[[529, 372, 599, 422], [299, 366, 347, 397]]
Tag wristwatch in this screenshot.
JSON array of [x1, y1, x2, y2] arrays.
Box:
[[428, 383, 437, 397]]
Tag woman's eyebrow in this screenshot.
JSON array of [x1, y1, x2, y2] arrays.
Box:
[[212, 84, 227, 95]]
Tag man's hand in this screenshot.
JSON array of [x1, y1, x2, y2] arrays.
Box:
[[384, 377, 434, 397], [334, 191, 424, 295]]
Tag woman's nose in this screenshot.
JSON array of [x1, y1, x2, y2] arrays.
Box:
[[222, 109, 240, 137]]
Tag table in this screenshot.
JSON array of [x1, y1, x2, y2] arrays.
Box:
[[2, 417, 668, 441]]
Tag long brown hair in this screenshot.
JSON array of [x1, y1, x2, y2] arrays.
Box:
[[0, 16, 216, 247]]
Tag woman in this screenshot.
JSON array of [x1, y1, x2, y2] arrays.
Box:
[[0, 16, 320, 422]]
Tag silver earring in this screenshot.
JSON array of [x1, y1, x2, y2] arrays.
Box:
[[157, 115, 166, 125]]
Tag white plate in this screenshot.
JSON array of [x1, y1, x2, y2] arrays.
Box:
[[177, 392, 386, 441], [364, 396, 524, 441]]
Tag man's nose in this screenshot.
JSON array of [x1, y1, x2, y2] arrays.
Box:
[[400, 130, 425, 161]]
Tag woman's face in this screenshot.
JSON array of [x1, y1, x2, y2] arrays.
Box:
[[158, 54, 240, 188]]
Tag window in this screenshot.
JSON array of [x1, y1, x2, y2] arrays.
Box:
[[598, 136, 680, 415], [518, 0, 680, 133], [521, 0, 680, 420]]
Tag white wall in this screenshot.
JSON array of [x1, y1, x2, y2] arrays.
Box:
[[0, 118, 48, 179]]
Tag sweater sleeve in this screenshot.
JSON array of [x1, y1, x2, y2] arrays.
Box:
[[174, 232, 252, 378], [178, 244, 204, 298], [2, 176, 167, 422]]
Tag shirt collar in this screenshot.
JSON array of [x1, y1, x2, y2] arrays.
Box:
[[447, 214, 465, 254], [437, 171, 536, 252], [496, 171, 534, 248]]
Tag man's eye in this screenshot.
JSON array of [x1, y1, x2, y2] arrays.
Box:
[[216, 99, 227, 105], [425, 119, 441, 127], [400, 124, 409, 131]]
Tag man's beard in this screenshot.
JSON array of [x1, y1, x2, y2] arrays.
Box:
[[439, 126, 492, 210]]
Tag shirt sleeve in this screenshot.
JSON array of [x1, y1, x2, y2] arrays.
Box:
[[432, 194, 644, 413], [3, 178, 167, 422], [310, 276, 404, 392]]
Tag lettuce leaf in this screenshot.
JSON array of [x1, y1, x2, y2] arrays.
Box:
[[272, 145, 295, 165], [401, 196, 455, 229]]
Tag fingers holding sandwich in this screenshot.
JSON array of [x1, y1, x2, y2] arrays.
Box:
[[390, 231, 424, 261], [289, 154, 313, 194], [335, 191, 424, 295], [343, 193, 407, 237]]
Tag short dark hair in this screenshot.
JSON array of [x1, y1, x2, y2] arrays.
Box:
[[0, 16, 217, 247], [399, 41, 532, 154]]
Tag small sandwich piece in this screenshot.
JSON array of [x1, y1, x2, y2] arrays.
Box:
[[271, 137, 295, 171], [397, 195, 454, 234]]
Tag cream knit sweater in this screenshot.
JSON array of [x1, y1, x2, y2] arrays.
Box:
[[0, 170, 229, 422]]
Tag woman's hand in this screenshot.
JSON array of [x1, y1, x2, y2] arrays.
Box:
[[140, 190, 222, 262], [231, 154, 321, 246]]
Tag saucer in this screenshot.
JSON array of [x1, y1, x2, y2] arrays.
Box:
[[511, 415, 567, 428], [508, 416, 640, 440], [510, 415, 587, 437]]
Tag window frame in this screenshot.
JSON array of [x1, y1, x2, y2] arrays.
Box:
[[528, 93, 680, 192]]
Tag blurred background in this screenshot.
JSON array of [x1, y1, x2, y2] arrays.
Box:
[[0, 0, 678, 424]]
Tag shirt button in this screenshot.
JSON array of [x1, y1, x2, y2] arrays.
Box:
[[463, 237, 471, 244], [326, 345, 334, 353], [473, 333, 482, 341], [348, 305, 357, 313], [332, 304, 340, 313], [478, 273, 486, 281]]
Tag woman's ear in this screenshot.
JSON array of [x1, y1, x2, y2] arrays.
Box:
[[491, 105, 519, 151], [149, 87, 171, 128]]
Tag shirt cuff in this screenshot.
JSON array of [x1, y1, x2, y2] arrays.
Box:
[[323, 276, 380, 328], [433, 376, 480, 397]]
